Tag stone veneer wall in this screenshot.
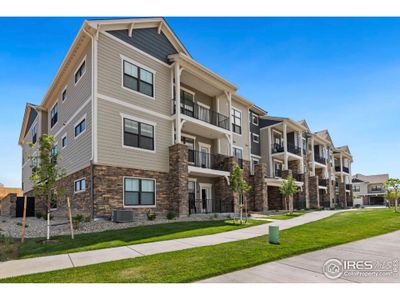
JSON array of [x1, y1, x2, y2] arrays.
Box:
[[253, 163, 268, 213], [308, 175, 319, 208], [267, 186, 283, 210], [338, 181, 347, 208], [0, 193, 17, 217]]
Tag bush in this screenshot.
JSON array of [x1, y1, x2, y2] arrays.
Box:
[[72, 214, 84, 229], [354, 204, 361, 208], [35, 211, 43, 219], [16, 222, 28, 228], [146, 211, 156, 221], [166, 211, 176, 220]]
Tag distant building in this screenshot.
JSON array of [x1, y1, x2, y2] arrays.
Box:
[[352, 174, 389, 206], [0, 183, 22, 200]]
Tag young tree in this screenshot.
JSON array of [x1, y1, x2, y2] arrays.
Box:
[[28, 134, 65, 240], [384, 178, 400, 212], [279, 176, 299, 214], [229, 164, 251, 224]]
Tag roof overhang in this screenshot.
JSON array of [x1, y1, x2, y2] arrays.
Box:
[[169, 52, 237, 93], [18, 103, 43, 146], [261, 116, 307, 132]]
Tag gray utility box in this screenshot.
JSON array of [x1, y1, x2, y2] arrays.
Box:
[[269, 224, 280, 244], [112, 209, 134, 223]]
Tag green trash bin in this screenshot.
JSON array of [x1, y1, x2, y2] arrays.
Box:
[[269, 224, 280, 244]]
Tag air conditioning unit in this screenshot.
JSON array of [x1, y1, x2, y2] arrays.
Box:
[[112, 209, 134, 223]]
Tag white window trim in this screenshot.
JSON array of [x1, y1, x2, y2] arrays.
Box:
[[123, 176, 157, 208], [252, 133, 260, 143], [120, 54, 156, 100], [197, 101, 210, 109], [61, 133, 67, 149], [250, 157, 260, 175], [232, 106, 242, 136], [120, 113, 157, 154], [181, 86, 195, 96], [31, 121, 38, 141], [232, 146, 244, 159], [74, 178, 86, 194], [251, 112, 259, 126], [50, 101, 59, 129], [61, 85, 68, 102], [188, 178, 197, 199], [74, 113, 87, 140], [181, 133, 197, 141], [74, 56, 87, 86]]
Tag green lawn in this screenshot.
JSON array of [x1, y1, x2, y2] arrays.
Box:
[[4, 209, 400, 283], [264, 211, 309, 220], [17, 219, 267, 259]]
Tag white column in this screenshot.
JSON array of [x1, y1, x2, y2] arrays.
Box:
[[267, 127, 273, 177], [174, 62, 181, 144], [311, 136, 315, 176], [283, 123, 288, 170]]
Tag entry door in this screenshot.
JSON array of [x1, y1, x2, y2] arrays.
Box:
[[201, 186, 212, 213]]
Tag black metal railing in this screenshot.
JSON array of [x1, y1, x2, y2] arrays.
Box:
[[188, 149, 227, 171], [343, 166, 349, 173], [294, 200, 306, 210], [272, 143, 284, 153], [292, 172, 303, 182], [274, 169, 282, 178], [371, 187, 383, 192], [314, 155, 326, 165], [237, 158, 244, 169], [320, 200, 331, 209], [319, 179, 328, 187], [287, 143, 302, 155], [189, 198, 233, 214], [173, 99, 230, 130], [335, 166, 341, 172]]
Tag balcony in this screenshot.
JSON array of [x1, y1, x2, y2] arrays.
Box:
[[319, 179, 328, 187], [188, 149, 227, 171], [314, 155, 326, 165], [292, 172, 303, 182], [272, 143, 284, 154], [370, 187, 383, 193], [173, 99, 229, 130], [287, 143, 302, 156], [189, 197, 233, 214], [274, 169, 282, 178], [335, 166, 349, 173]]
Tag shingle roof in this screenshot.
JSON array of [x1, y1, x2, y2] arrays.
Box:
[[352, 173, 389, 184]]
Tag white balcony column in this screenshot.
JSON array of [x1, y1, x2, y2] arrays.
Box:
[[267, 127, 273, 177], [174, 62, 181, 144], [283, 122, 288, 170], [340, 152, 344, 182], [311, 136, 315, 176]]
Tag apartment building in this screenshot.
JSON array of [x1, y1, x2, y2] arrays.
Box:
[[352, 173, 389, 206], [19, 18, 353, 219]]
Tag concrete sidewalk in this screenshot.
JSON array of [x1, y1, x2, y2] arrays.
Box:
[[0, 210, 340, 279], [200, 230, 400, 283]]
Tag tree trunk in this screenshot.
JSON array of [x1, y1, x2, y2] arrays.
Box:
[[395, 199, 398, 213], [239, 192, 243, 224], [46, 192, 51, 240], [289, 195, 294, 214]]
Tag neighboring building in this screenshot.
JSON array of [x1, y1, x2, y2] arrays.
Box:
[[352, 174, 389, 206], [18, 18, 354, 219], [0, 183, 22, 214]]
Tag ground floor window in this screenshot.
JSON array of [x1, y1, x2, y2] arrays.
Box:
[[124, 177, 155, 206], [74, 178, 86, 193]]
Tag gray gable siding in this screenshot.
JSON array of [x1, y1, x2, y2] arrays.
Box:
[[24, 109, 38, 137], [108, 28, 178, 64], [249, 110, 260, 156], [259, 119, 281, 128]]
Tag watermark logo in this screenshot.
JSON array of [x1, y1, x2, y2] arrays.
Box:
[[323, 258, 399, 280]]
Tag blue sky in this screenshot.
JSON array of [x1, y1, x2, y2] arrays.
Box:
[[0, 17, 399, 187]]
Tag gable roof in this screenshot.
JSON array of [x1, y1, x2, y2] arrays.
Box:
[[298, 120, 311, 132], [336, 145, 351, 154], [353, 173, 389, 184], [315, 129, 334, 146], [18, 103, 39, 146]]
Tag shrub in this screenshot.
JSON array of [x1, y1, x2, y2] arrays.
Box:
[[35, 211, 43, 219], [16, 222, 28, 228], [354, 204, 361, 208], [166, 211, 176, 220], [146, 211, 156, 221], [72, 214, 84, 229]]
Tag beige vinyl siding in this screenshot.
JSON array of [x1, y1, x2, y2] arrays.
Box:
[[231, 100, 250, 160], [49, 44, 92, 137], [57, 100, 92, 175], [97, 32, 172, 117], [97, 98, 172, 172]]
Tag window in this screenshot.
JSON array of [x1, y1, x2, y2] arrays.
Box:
[[274, 161, 283, 177], [62, 88, 67, 102], [123, 60, 154, 97], [252, 133, 259, 143], [353, 185, 361, 192], [232, 108, 242, 134], [31, 156, 38, 172], [124, 178, 155, 206], [180, 89, 195, 116], [251, 112, 259, 126], [62, 134, 67, 148], [74, 178, 86, 193], [50, 103, 58, 128], [233, 147, 243, 159], [75, 118, 86, 137], [251, 158, 259, 175], [75, 60, 86, 84], [123, 118, 154, 151], [32, 124, 37, 144]]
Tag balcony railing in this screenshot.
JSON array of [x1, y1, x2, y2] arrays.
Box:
[[188, 149, 227, 171], [346, 184, 352, 190], [371, 187, 383, 193], [294, 199, 306, 210], [189, 197, 233, 214], [314, 155, 327, 165], [272, 143, 284, 154], [292, 172, 303, 182], [173, 99, 230, 130], [287, 143, 302, 155], [343, 166, 349, 173], [274, 169, 282, 178], [319, 179, 328, 187]]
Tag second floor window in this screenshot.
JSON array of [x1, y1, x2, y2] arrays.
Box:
[[353, 185, 361, 192], [252, 133, 259, 143], [251, 112, 259, 126], [62, 89, 67, 102], [123, 118, 154, 151], [123, 60, 154, 97], [62, 135, 67, 148], [50, 103, 58, 128], [75, 118, 86, 137], [232, 108, 242, 134], [32, 124, 37, 144]]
